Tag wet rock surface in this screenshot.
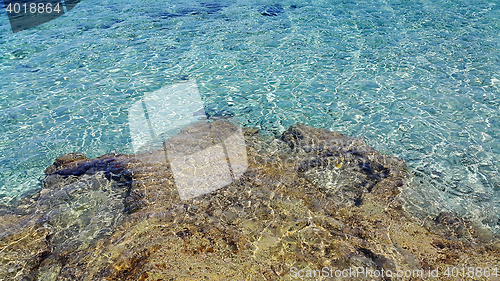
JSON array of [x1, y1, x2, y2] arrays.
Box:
[[1, 122, 499, 280]]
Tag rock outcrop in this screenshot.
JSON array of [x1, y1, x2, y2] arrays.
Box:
[[0, 122, 498, 280]]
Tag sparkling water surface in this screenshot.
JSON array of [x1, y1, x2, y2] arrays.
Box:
[[1, 0, 499, 230]]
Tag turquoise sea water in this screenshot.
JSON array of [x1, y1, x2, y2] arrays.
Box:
[[1, 0, 499, 230]]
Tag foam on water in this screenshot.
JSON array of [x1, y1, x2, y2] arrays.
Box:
[[0, 0, 499, 230]]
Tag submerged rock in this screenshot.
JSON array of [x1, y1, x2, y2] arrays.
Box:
[[260, 4, 284, 16], [0, 154, 135, 280], [44, 152, 88, 175], [0, 122, 498, 280], [279, 124, 405, 208]]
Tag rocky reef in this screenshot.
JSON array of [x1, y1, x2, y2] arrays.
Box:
[[1, 121, 499, 280]]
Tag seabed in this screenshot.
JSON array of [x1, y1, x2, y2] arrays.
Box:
[[0, 121, 499, 280]]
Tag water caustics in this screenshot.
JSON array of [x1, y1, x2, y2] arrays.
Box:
[[128, 80, 248, 200]]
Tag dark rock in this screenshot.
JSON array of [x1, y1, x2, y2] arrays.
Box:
[[200, 2, 225, 14], [260, 4, 284, 16], [44, 153, 88, 175], [279, 124, 406, 207]]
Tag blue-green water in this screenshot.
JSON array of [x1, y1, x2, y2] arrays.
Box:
[[1, 0, 499, 230]]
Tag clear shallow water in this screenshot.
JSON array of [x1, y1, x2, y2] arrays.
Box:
[[0, 0, 499, 229]]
